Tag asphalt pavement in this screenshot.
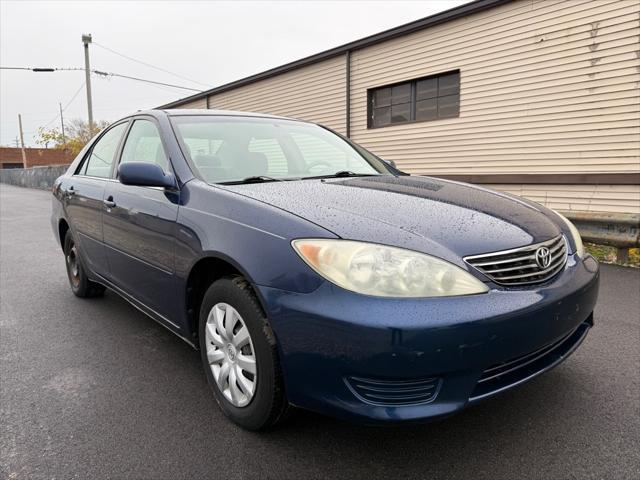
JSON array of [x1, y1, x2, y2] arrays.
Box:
[[1, 183, 639, 480]]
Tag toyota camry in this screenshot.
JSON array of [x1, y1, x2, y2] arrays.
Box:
[[51, 109, 599, 430]]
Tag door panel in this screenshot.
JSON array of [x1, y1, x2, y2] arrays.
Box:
[[102, 183, 179, 320], [63, 177, 109, 276], [102, 118, 179, 321], [63, 122, 129, 277]]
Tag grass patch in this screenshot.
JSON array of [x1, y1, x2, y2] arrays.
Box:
[[585, 243, 639, 267]]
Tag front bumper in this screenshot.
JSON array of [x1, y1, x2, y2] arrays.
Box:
[[257, 254, 600, 424]]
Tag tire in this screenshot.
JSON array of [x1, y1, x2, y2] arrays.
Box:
[[199, 276, 288, 430], [63, 230, 106, 298]]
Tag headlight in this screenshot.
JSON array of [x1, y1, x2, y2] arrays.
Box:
[[292, 239, 489, 298], [552, 210, 584, 258]]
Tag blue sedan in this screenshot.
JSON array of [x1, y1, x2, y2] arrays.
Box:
[[51, 109, 599, 430]]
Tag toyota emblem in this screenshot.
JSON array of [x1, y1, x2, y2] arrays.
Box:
[[535, 246, 551, 268]]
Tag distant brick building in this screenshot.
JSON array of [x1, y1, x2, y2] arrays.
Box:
[[0, 147, 74, 169]]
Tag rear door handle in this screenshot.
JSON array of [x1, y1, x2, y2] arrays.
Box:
[[66, 186, 76, 197], [103, 196, 116, 209]]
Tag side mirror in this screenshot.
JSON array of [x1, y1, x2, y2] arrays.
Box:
[[383, 158, 397, 168], [118, 162, 176, 189]]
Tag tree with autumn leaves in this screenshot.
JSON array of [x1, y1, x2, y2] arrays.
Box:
[[35, 119, 109, 156]]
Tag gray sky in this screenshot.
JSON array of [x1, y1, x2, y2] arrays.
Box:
[[1, 0, 467, 147]]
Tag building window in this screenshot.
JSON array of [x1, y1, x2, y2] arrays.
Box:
[[368, 70, 460, 128]]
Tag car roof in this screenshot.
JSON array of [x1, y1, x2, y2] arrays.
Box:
[[130, 108, 306, 124]]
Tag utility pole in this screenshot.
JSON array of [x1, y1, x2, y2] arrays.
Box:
[[59, 102, 66, 147], [17, 114, 27, 168], [82, 33, 94, 132]]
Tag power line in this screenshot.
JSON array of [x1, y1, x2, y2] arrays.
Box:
[[92, 70, 201, 92], [41, 81, 86, 129], [92, 41, 211, 89], [41, 113, 61, 129], [3, 66, 97, 73], [0, 66, 77, 72], [0, 66, 202, 91], [3, 65, 203, 143], [61, 82, 86, 112]]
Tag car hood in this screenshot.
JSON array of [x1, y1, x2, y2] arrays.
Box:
[[220, 175, 561, 262]]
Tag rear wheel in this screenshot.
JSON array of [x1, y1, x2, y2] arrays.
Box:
[[199, 276, 288, 430], [63, 230, 105, 298]]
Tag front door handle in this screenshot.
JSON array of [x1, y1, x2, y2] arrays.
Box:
[[103, 196, 116, 209]]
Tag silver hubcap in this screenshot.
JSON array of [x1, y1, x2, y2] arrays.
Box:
[[205, 303, 257, 407], [66, 245, 80, 287]]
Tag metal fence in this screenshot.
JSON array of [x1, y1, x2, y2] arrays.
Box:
[[562, 211, 639, 248], [0, 165, 69, 191]]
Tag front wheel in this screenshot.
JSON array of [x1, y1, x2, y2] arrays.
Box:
[[63, 230, 105, 298], [199, 276, 288, 430]]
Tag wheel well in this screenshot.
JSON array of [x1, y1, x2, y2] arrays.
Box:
[[58, 219, 70, 251], [185, 257, 243, 342]]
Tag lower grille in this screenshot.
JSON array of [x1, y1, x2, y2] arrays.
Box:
[[464, 235, 568, 286], [478, 328, 576, 383], [469, 318, 592, 402], [345, 376, 441, 406]]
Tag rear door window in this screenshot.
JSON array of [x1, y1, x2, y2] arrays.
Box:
[[81, 123, 128, 178]]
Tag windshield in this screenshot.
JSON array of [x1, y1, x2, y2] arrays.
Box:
[[170, 115, 391, 184]]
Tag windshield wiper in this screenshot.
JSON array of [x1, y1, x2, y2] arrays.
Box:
[[221, 176, 284, 185], [222, 171, 376, 184], [305, 171, 378, 180]]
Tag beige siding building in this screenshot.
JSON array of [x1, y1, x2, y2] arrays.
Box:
[[162, 0, 640, 215]]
